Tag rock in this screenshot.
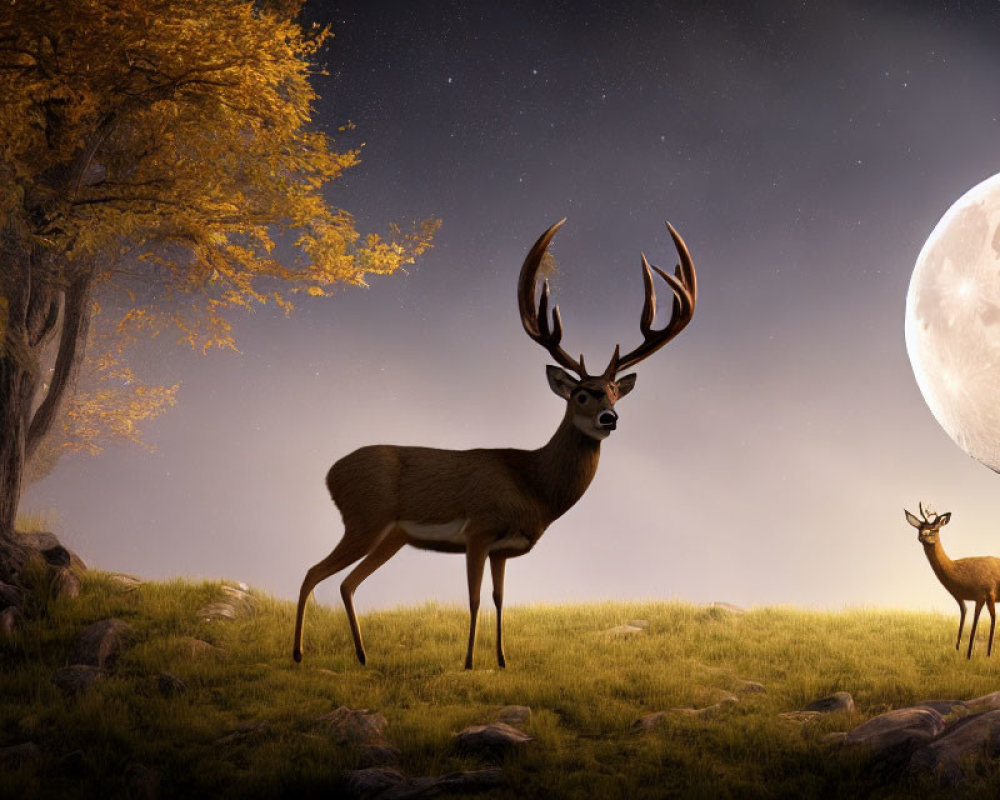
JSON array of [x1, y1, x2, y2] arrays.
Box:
[[804, 692, 854, 714], [670, 696, 738, 721], [52, 665, 102, 697], [74, 618, 132, 669], [0, 579, 23, 607], [0, 741, 41, 769], [156, 673, 186, 698], [602, 624, 644, 637], [779, 711, 822, 723], [197, 602, 238, 621], [908, 709, 1000, 785], [964, 691, 1000, 712], [627, 619, 650, 629], [844, 707, 946, 756], [344, 766, 406, 797], [316, 707, 389, 745], [453, 723, 532, 760], [358, 743, 402, 768], [176, 637, 220, 659], [0, 605, 24, 638], [380, 768, 504, 799], [822, 732, 847, 747], [198, 583, 254, 621], [50, 567, 81, 600], [216, 721, 269, 745], [495, 705, 531, 728], [735, 680, 767, 695], [17, 531, 86, 571], [916, 699, 966, 717], [107, 573, 142, 592]]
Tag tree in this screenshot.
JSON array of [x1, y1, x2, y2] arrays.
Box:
[[0, 0, 438, 574]]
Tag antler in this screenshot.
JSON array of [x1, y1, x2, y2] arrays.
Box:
[[919, 502, 937, 524], [518, 219, 588, 377], [611, 222, 698, 374]]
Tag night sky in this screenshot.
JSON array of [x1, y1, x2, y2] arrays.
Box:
[[23, 0, 1000, 613]]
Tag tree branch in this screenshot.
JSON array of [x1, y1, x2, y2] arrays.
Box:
[[25, 269, 92, 459]]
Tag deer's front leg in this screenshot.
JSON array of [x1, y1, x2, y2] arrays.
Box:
[[956, 598, 967, 651], [465, 544, 489, 670], [490, 554, 507, 669]]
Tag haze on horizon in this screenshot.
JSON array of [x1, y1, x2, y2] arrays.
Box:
[[23, 0, 1000, 615]]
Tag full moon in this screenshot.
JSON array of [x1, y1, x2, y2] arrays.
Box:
[[905, 172, 1000, 473]]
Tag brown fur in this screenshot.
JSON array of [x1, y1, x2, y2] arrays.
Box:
[[905, 506, 1000, 658]]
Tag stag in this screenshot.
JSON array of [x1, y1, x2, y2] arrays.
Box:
[[293, 219, 697, 669]]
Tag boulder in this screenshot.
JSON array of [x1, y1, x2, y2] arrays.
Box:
[[52, 665, 102, 697], [16, 531, 86, 571], [344, 766, 405, 797], [908, 710, 1000, 785], [198, 583, 254, 621], [804, 692, 854, 714], [74, 618, 132, 669], [916, 699, 965, 717], [316, 707, 389, 745], [0, 579, 23, 608], [379, 768, 504, 799], [452, 723, 532, 760], [0, 741, 41, 769], [844, 707, 945, 756], [358, 743, 402, 768], [964, 691, 1000, 712], [50, 567, 81, 600], [0, 605, 24, 638]]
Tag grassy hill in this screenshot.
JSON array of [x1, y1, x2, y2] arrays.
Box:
[[2, 569, 1000, 798]]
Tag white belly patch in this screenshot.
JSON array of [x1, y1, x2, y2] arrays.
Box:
[[489, 534, 531, 553], [399, 519, 469, 544]]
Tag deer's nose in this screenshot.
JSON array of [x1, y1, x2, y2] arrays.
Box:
[[597, 409, 618, 429]]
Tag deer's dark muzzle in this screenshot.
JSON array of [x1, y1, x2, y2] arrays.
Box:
[[597, 409, 618, 430]]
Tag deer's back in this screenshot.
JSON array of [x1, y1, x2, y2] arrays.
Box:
[[949, 556, 1000, 596]]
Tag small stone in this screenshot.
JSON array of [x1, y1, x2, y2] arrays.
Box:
[[602, 624, 644, 637], [107, 573, 142, 592], [0, 741, 41, 769], [52, 665, 102, 697], [74, 618, 132, 669], [735, 680, 767, 695], [804, 692, 854, 714], [844, 707, 945, 756], [0, 605, 24, 638], [344, 766, 405, 797], [216, 721, 268, 745], [156, 673, 186, 698], [453, 723, 532, 760], [495, 705, 531, 727], [710, 602, 746, 614], [908, 709, 1000, 786], [380, 769, 504, 799], [177, 637, 220, 659], [197, 602, 238, 621], [627, 619, 649, 629], [358, 744, 401, 768], [316, 707, 388, 745], [50, 567, 81, 600]]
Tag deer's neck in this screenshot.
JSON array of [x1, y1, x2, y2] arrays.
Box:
[[922, 540, 959, 590], [531, 411, 602, 523]]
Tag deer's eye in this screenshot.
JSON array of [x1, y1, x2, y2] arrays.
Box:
[[576, 394, 588, 405]]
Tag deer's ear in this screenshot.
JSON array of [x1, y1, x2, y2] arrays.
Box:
[[938, 512, 952, 526], [904, 509, 922, 529], [546, 365, 578, 400], [616, 373, 637, 398]]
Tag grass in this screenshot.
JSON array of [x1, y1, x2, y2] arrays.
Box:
[[1, 572, 999, 798]]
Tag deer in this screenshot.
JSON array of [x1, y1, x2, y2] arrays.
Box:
[[292, 218, 697, 670], [904, 502, 1000, 659]]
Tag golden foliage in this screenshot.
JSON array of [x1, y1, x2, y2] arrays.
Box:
[[0, 0, 438, 469]]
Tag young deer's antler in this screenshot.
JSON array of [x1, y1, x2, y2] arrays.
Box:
[[613, 222, 698, 374], [517, 219, 589, 377]]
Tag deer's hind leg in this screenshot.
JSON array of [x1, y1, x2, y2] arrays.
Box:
[[340, 526, 408, 665], [968, 599, 986, 659], [293, 521, 393, 663]]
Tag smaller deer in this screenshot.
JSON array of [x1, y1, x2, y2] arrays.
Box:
[[904, 503, 1000, 658]]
